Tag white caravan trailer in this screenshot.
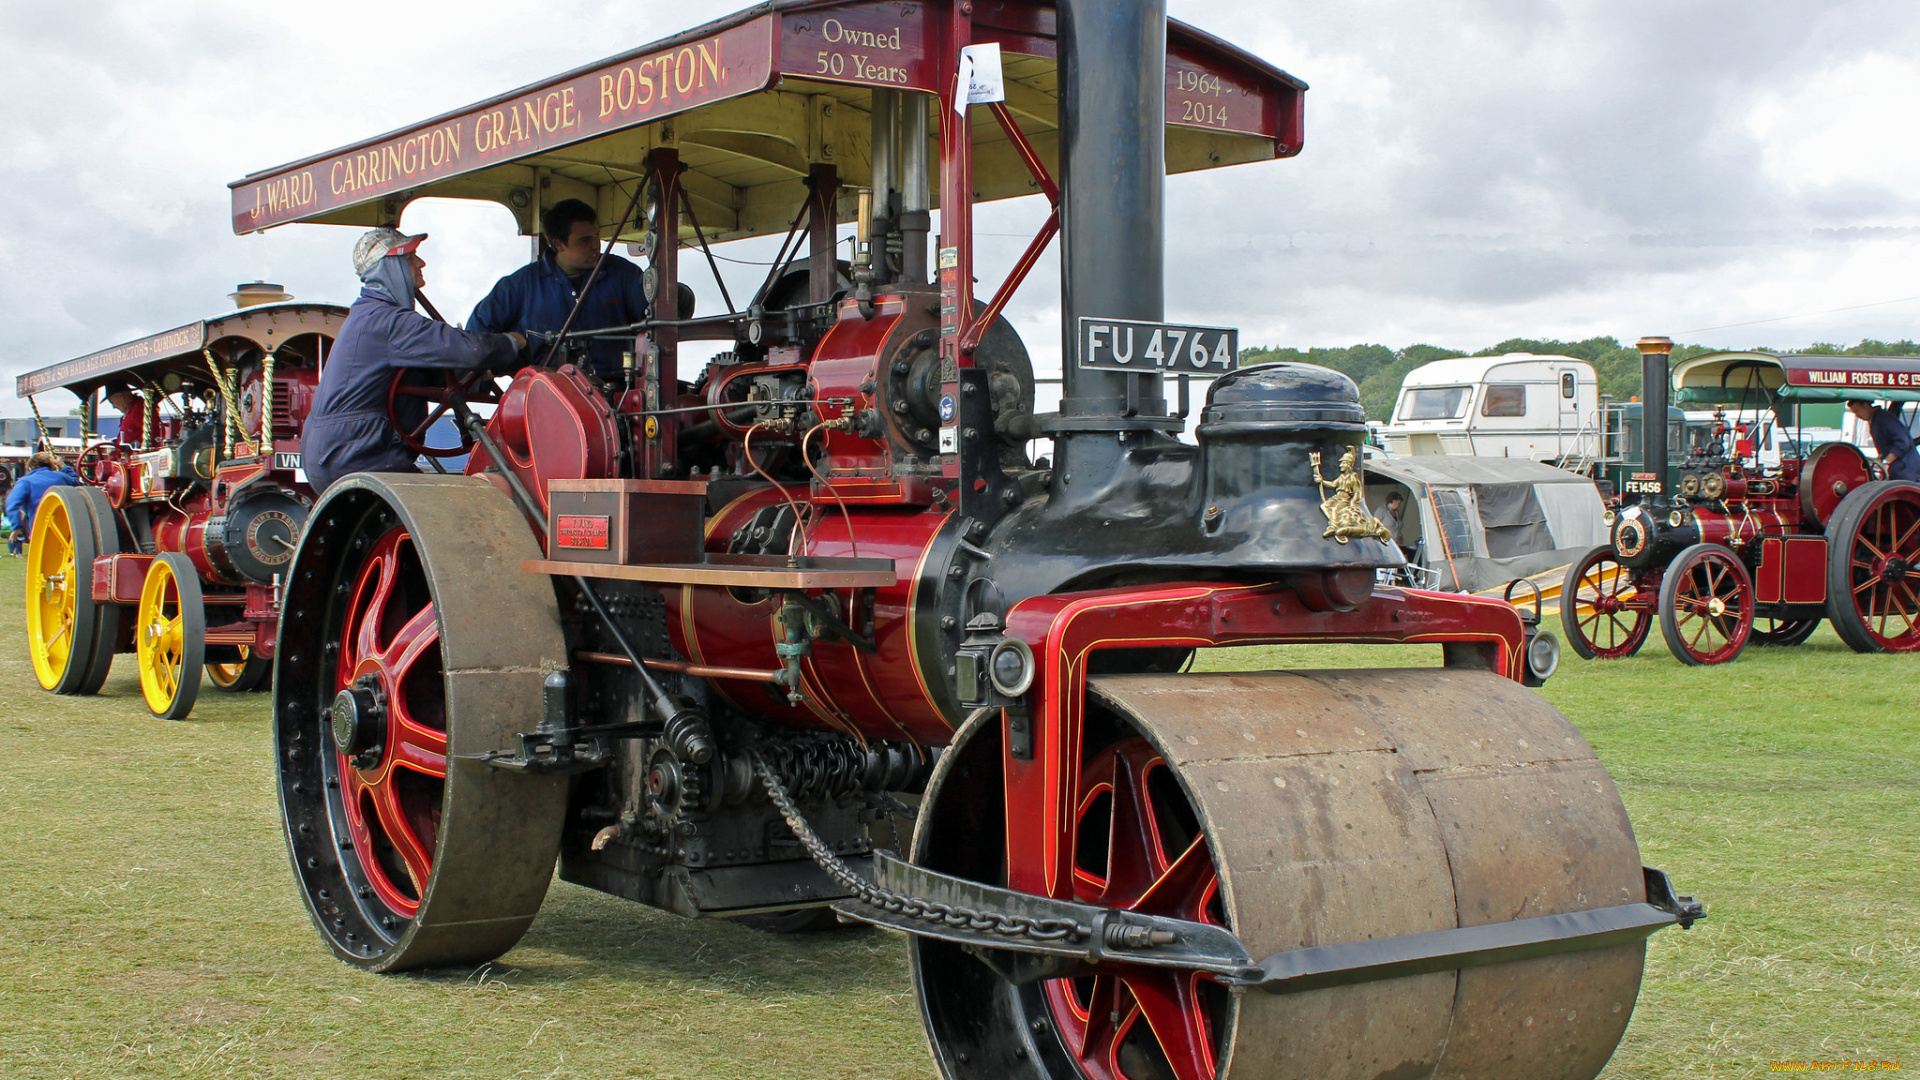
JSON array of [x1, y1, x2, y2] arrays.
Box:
[[1383, 353, 1599, 463]]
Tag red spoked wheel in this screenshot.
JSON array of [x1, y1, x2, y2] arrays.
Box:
[[1560, 545, 1652, 659], [386, 369, 504, 457], [330, 525, 448, 914], [1826, 480, 1920, 653], [1658, 543, 1754, 665], [276, 474, 568, 971], [1041, 738, 1229, 1080]]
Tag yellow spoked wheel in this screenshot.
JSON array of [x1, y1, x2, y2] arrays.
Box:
[[207, 646, 271, 693], [26, 488, 102, 693], [136, 553, 205, 720]]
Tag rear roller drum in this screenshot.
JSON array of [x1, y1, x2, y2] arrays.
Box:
[[912, 670, 1649, 1080], [275, 474, 569, 972], [1560, 545, 1651, 659], [1825, 480, 1920, 653], [1658, 543, 1753, 666], [136, 553, 205, 720]]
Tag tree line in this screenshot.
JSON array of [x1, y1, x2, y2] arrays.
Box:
[[1240, 338, 1920, 422]]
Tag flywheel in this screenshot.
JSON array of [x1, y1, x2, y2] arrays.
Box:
[[912, 668, 1648, 1080], [275, 474, 570, 972]]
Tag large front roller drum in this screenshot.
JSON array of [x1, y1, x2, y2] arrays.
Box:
[[275, 474, 570, 972], [913, 669, 1648, 1080], [1825, 480, 1920, 653]]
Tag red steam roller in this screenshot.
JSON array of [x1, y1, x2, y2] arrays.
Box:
[[234, 2, 1701, 1077]]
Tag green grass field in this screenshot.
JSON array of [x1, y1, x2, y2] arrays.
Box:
[[1, 553, 1913, 1078]]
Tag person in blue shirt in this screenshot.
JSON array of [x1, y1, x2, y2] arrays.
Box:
[[467, 198, 649, 379], [301, 228, 526, 495], [6, 451, 80, 551], [1846, 399, 1920, 482]]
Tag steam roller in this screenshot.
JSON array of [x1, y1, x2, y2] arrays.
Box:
[[234, 0, 1701, 1075]]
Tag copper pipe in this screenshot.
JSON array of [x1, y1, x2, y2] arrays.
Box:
[[573, 651, 785, 684]]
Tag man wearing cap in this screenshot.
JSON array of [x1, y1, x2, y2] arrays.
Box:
[[467, 198, 649, 379], [100, 381, 146, 446], [301, 228, 526, 494], [1846, 399, 1920, 482]]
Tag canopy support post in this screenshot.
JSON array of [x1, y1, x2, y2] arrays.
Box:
[[807, 164, 840, 305], [645, 148, 683, 479], [869, 89, 899, 288], [901, 93, 931, 285]]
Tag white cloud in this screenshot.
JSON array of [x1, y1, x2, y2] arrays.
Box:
[[1749, 53, 1920, 195]]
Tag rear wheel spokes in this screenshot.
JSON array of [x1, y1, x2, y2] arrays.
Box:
[[335, 526, 448, 914]]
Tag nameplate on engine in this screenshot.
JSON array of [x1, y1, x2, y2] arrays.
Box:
[[1076, 317, 1238, 376], [1623, 472, 1663, 495], [555, 515, 612, 550]]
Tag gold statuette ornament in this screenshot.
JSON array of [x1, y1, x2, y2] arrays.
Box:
[[1311, 448, 1393, 544]]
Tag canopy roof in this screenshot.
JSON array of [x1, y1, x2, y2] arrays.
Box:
[[1365, 455, 1597, 490], [229, 0, 1305, 243], [1674, 351, 1920, 407], [17, 304, 347, 398]]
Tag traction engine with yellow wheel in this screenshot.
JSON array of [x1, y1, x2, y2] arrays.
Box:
[[15, 294, 338, 716]]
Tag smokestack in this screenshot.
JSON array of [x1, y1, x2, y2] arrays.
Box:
[[1636, 336, 1673, 503], [231, 281, 292, 308], [1053, 0, 1166, 498]]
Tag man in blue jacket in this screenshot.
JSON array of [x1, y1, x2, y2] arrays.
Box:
[[6, 451, 79, 549], [467, 198, 649, 379], [1846, 399, 1920, 482], [301, 228, 526, 495]]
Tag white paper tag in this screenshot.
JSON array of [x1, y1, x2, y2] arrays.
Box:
[[957, 42, 1005, 114]]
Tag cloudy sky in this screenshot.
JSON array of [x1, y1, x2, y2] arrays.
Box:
[[3, 0, 1917, 418]]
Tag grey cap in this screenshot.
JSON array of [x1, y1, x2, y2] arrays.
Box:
[[351, 227, 427, 279]]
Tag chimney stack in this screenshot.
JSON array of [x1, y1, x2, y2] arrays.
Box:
[[231, 281, 292, 309]]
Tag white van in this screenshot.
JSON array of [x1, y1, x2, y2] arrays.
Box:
[[1383, 353, 1599, 464]]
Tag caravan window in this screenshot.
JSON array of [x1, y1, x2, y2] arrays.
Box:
[[1481, 385, 1526, 417], [1561, 372, 1577, 399], [1401, 387, 1470, 420]]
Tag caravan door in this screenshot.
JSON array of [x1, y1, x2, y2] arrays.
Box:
[[1556, 366, 1581, 459]]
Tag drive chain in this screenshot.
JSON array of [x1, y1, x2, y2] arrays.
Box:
[[750, 752, 1087, 943]]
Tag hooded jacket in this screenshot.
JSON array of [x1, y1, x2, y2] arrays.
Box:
[[300, 257, 519, 493], [5, 465, 79, 537]]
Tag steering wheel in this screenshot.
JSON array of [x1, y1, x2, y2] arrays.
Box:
[[73, 439, 122, 482], [386, 369, 506, 457]]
